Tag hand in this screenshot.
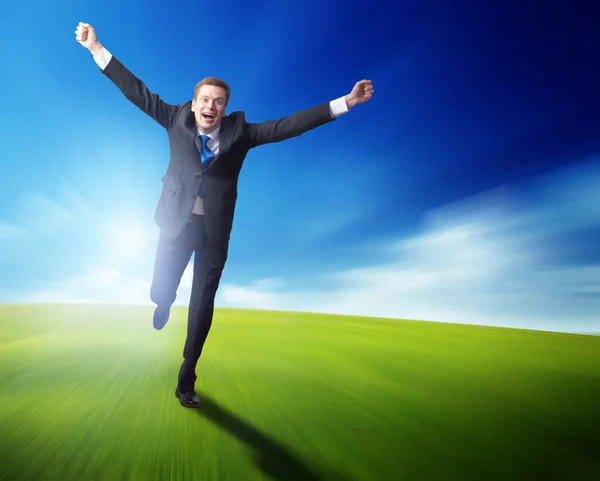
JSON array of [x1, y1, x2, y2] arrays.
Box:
[[345, 80, 374, 109], [75, 22, 102, 56]]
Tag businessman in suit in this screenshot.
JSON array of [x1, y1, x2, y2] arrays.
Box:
[[75, 22, 374, 408]]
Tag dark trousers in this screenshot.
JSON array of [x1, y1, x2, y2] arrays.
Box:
[[150, 214, 228, 392]]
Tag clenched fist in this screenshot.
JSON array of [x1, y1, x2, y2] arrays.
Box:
[[75, 22, 103, 56], [345, 80, 375, 109]]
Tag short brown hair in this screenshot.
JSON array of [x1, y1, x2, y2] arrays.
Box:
[[194, 77, 230, 106]]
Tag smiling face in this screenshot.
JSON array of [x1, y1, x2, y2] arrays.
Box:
[[191, 78, 230, 134]]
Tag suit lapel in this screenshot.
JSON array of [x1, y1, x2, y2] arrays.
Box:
[[185, 107, 202, 165], [214, 119, 234, 164]]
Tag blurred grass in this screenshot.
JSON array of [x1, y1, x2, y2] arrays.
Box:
[[0, 303, 599, 481]]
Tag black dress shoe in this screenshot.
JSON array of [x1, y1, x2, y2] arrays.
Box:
[[175, 387, 200, 408], [153, 305, 171, 330]]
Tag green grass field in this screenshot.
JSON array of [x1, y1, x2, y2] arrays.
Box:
[[0, 304, 598, 481]]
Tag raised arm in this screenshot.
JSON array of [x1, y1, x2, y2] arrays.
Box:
[[75, 22, 181, 130], [245, 80, 374, 148]]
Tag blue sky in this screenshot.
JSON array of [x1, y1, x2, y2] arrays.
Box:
[[1, 0, 600, 333]]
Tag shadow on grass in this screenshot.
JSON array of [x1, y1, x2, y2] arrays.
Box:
[[195, 392, 350, 481]]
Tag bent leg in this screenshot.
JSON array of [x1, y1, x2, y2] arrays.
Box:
[[150, 227, 194, 309]]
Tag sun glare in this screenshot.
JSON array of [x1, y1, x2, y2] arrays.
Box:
[[107, 222, 153, 261]]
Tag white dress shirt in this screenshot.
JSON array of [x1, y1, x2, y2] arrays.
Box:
[[93, 48, 349, 215]]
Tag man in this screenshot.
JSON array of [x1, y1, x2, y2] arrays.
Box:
[[75, 22, 374, 408]]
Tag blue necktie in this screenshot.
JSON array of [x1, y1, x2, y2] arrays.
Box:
[[200, 135, 214, 168]]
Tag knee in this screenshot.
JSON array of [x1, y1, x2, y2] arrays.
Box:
[[150, 281, 177, 306], [205, 242, 229, 268]]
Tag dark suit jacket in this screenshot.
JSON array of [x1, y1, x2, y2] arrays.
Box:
[[100, 56, 338, 244]]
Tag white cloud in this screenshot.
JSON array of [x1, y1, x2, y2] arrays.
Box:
[[15, 190, 75, 236], [13, 157, 600, 334], [218, 277, 286, 309], [56, 178, 94, 221], [19, 266, 152, 305], [216, 157, 600, 334], [0, 221, 29, 240], [1, 180, 94, 241]]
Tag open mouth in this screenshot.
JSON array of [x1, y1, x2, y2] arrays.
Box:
[[202, 113, 216, 121]]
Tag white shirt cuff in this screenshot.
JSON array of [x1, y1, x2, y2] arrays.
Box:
[[329, 96, 349, 118], [93, 47, 112, 70]]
